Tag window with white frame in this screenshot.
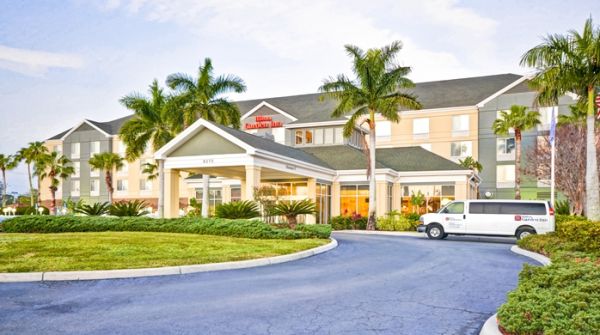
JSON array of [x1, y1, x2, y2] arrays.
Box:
[[497, 165, 515, 188], [90, 167, 99, 177], [538, 106, 556, 131], [314, 128, 324, 144], [376, 121, 392, 139], [90, 179, 100, 196], [73, 161, 80, 178], [324, 128, 334, 144], [413, 118, 429, 138], [117, 141, 126, 156], [139, 178, 152, 192], [497, 138, 516, 161], [450, 141, 472, 158], [295, 130, 303, 145], [334, 127, 344, 144], [117, 179, 128, 192], [452, 115, 469, 136], [90, 141, 100, 155], [71, 180, 80, 196], [71, 143, 80, 159]]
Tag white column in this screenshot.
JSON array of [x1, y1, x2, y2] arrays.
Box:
[[244, 166, 261, 201], [201, 174, 210, 218], [158, 159, 165, 218]]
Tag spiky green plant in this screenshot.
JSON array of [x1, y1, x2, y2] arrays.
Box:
[[269, 199, 316, 229], [458, 156, 483, 173], [75, 202, 111, 216], [215, 200, 260, 219], [109, 200, 148, 217]]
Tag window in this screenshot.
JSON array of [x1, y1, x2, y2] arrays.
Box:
[[334, 127, 344, 144], [324, 128, 334, 144], [497, 165, 515, 188], [451, 141, 472, 157], [117, 141, 126, 156], [316, 183, 332, 224], [73, 162, 80, 178], [71, 143, 80, 159], [340, 185, 369, 217], [413, 118, 429, 138], [469, 202, 500, 214], [314, 128, 324, 145], [442, 201, 464, 214], [305, 129, 313, 144], [71, 180, 80, 196], [90, 167, 99, 177], [377, 121, 392, 139], [231, 187, 241, 202], [501, 202, 547, 215], [117, 179, 128, 192], [452, 115, 469, 136], [90, 179, 99, 196], [90, 141, 100, 155], [196, 188, 222, 215], [497, 138, 516, 161], [401, 184, 455, 214], [387, 183, 393, 213], [295, 130, 303, 145], [420, 143, 432, 151], [139, 178, 152, 192], [53, 144, 62, 155], [538, 106, 556, 130]]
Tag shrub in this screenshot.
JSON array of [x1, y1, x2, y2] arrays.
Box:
[[215, 201, 260, 219], [555, 218, 600, 255], [404, 212, 421, 223], [109, 200, 148, 217], [330, 215, 367, 230], [295, 224, 332, 239], [186, 198, 202, 217], [0, 215, 330, 239], [74, 202, 110, 216], [377, 215, 417, 231], [269, 199, 316, 229], [554, 199, 570, 215]]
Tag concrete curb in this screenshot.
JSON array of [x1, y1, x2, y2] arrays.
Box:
[[334, 230, 425, 238], [479, 246, 552, 335], [0, 238, 338, 282]]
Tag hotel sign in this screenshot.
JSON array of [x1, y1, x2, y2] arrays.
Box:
[[244, 115, 284, 130]]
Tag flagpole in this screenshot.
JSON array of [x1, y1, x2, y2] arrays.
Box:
[[550, 106, 556, 207]]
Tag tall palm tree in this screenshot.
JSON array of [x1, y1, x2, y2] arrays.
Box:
[[0, 154, 18, 208], [319, 41, 422, 230], [167, 57, 247, 218], [38, 152, 75, 214], [17, 142, 48, 206], [88, 152, 124, 204], [458, 156, 483, 173], [493, 105, 541, 200], [558, 103, 588, 126], [521, 17, 600, 219], [119, 80, 183, 162]]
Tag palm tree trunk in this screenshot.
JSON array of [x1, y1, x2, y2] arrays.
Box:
[[105, 171, 114, 204], [585, 87, 600, 220], [201, 174, 210, 218], [51, 188, 56, 215], [36, 173, 42, 208], [1, 169, 6, 208], [27, 163, 34, 207], [514, 130, 522, 200], [367, 113, 377, 230]]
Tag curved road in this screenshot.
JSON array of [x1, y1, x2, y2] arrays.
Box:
[[0, 233, 534, 335]]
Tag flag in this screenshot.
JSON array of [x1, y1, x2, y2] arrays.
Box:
[[549, 107, 556, 145]]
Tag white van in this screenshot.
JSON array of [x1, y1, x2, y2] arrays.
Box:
[[416, 200, 555, 240]]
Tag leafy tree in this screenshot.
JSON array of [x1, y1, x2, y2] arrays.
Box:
[[119, 80, 182, 162], [38, 152, 75, 214], [16, 141, 48, 206], [269, 199, 316, 229], [458, 156, 483, 173], [319, 41, 421, 230], [492, 105, 541, 199], [521, 17, 600, 219], [0, 154, 18, 208], [410, 190, 425, 214], [88, 152, 124, 204]]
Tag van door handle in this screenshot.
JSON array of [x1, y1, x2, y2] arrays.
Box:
[[463, 214, 466, 219]]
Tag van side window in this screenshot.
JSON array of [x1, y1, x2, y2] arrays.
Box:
[[500, 203, 546, 215], [444, 202, 464, 214], [469, 202, 501, 214], [469, 203, 484, 214]]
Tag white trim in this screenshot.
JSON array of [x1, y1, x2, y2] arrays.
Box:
[[60, 120, 112, 140], [240, 101, 298, 121], [476, 75, 529, 107], [284, 120, 347, 128]]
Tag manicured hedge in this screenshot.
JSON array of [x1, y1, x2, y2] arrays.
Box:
[[330, 215, 367, 230], [0, 216, 331, 240], [295, 224, 332, 239]]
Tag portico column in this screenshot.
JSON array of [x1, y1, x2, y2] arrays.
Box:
[[158, 159, 165, 218], [306, 178, 317, 224], [392, 182, 402, 212], [331, 181, 341, 217], [455, 180, 468, 200], [243, 166, 261, 201], [376, 181, 388, 216], [222, 184, 232, 203], [164, 169, 180, 218]]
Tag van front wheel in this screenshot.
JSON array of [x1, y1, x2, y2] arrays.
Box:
[[516, 227, 536, 240], [427, 224, 445, 240]]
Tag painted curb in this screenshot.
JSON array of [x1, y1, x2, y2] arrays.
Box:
[[0, 238, 338, 282], [334, 230, 425, 238], [479, 246, 552, 335]]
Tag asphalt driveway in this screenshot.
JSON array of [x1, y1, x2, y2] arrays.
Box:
[[0, 233, 534, 335]]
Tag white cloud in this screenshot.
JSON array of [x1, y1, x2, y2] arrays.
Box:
[[0, 44, 84, 76]]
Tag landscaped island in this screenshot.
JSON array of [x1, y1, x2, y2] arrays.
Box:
[[0, 216, 331, 273]]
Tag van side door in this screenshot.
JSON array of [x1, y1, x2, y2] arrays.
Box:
[[440, 201, 466, 233], [467, 202, 502, 234]]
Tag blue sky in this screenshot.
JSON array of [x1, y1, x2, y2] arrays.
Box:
[[1, 0, 599, 193]]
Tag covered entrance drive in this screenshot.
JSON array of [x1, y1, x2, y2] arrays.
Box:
[[154, 119, 336, 223]]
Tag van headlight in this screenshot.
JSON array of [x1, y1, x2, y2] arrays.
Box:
[[419, 216, 424, 222]]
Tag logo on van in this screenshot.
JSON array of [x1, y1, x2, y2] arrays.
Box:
[[515, 215, 522, 221]]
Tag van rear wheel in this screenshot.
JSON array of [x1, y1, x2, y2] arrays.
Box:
[[427, 224, 445, 240], [516, 227, 536, 240]]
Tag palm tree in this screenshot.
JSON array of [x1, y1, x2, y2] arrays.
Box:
[[167, 57, 247, 218], [319, 41, 422, 230], [269, 199, 316, 229], [521, 17, 600, 219], [16, 142, 48, 206], [458, 156, 483, 173], [142, 161, 158, 180], [88, 152, 123, 204], [38, 152, 75, 214], [492, 105, 541, 199], [0, 154, 18, 208], [558, 104, 588, 126], [119, 80, 183, 162]]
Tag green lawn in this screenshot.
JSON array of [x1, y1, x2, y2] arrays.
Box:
[[0, 232, 328, 272]]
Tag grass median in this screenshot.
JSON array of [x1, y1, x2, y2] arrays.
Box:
[[0, 232, 329, 272]]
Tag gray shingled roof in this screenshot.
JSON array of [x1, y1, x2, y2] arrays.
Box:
[[300, 145, 465, 171]]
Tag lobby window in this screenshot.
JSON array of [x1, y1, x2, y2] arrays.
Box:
[[387, 183, 393, 213], [139, 178, 152, 192], [71, 143, 80, 159], [377, 121, 392, 140], [452, 115, 469, 137], [117, 179, 128, 192], [451, 141, 472, 158], [196, 188, 222, 215], [496, 165, 515, 188], [413, 118, 429, 139], [334, 127, 344, 144], [316, 183, 332, 224], [90, 179, 99, 196], [340, 185, 369, 217], [231, 187, 241, 202], [497, 138, 516, 161], [401, 184, 455, 215], [73, 162, 80, 178], [71, 180, 80, 196], [90, 141, 100, 156], [314, 129, 324, 145]]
